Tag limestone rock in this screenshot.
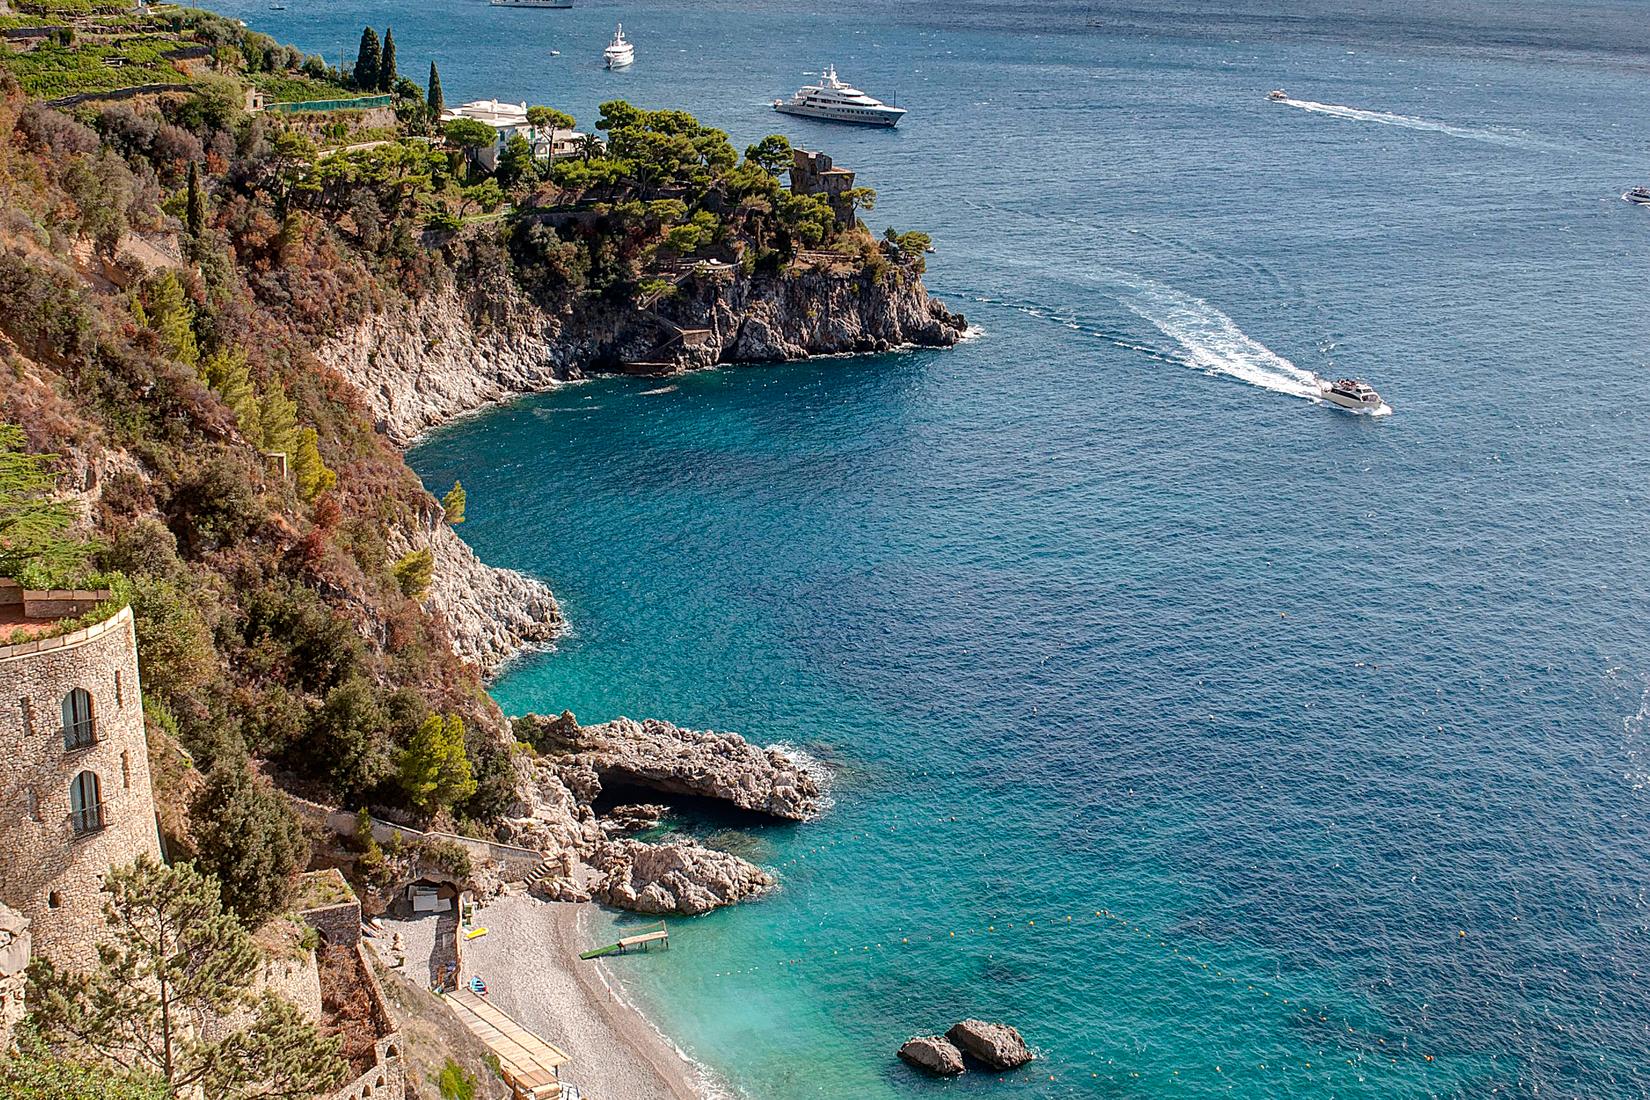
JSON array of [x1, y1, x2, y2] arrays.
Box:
[[419, 522, 564, 677], [601, 803, 669, 836], [591, 839, 775, 915], [318, 261, 965, 445], [898, 1036, 965, 1076], [557, 716, 823, 821], [946, 1020, 1033, 1070]]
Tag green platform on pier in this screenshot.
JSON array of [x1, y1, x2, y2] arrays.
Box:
[[579, 921, 669, 959]]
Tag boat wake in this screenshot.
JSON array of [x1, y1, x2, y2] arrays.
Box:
[[1108, 276, 1325, 403], [1276, 97, 1533, 148]]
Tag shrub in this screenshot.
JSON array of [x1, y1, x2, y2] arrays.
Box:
[[392, 547, 433, 598], [189, 755, 310, 925]]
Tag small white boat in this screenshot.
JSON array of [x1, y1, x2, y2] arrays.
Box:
[[1318, 377, 1384, 411], [773, 65, 905, 127], [1623, 185, 1650, 206], [604, 23, 634, 69], [1267, 89, 1288, 101], [549, 49, 560, 56]]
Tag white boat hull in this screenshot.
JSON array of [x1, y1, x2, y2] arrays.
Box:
[[605, 56, 632, 68], [773, 102, 902, 127]]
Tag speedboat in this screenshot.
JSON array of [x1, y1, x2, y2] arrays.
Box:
[[1267, 89, 1288, 101], [1623, 185, 1650, 206], [1318, 377, 1384, 411], [604, 23, 633, 68], [773, 65, 906, 127]]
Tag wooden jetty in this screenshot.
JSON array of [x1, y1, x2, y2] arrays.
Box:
[[578, 920, 669, 960], [444, 987, 571, 1099]]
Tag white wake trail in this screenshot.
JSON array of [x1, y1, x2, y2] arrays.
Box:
[[1279, 97, 1533, 148], [1109, 276, 1324, 402]]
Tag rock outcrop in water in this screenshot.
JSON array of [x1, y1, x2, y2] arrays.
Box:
[[501, 712, 819, 914], [534, 714, 823, 821], [898, 1036, 966, 1076], [409, 520, 564, 677], [946, 1020, 1034, 1070], [319, 263, 964, 445]]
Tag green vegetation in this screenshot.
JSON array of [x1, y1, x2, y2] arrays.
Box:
[[442, 480, 466, 525], [392, 546, 434, 598], [352, 26, 379, 91], [189, 757, 311, 925], [425, 60, 442, 124], [436, 1058, 478, 1100], [0, 34, 186, 99], [0, 423, 90, 584], [0, 1046, 168, 1100], [24, 856, 347, 1099], [399, 713, 477, 814]]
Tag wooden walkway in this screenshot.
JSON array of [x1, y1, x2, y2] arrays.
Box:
[[444, 988, 570, 1099]]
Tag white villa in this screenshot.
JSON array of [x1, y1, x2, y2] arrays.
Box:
[[440, 99, 593, 171]]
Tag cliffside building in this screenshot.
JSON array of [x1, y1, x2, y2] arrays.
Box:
[[0, 583, 162, 971], [789, 147, 857, 227], [440, 99, 590, 171]]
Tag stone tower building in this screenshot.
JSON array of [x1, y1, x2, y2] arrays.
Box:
[[0, 591, 162, 971]]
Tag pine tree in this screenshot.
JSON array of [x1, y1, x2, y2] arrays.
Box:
[[23, 856, 346, 1097], [185, 160, 206, 239], [426, 61, 444, 124], [258, 384, 298, 458], [353, 26, 380, 90], [441, 480, 466, 525], [202, 348, 262, 445], [377, 27, 397, 92], [189, 757, 310, 925], [398, 714, 477, 815], [147, 271, 198, 368], [290, 426, 337, 502]]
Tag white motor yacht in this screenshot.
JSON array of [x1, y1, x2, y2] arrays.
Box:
[[1319, 377, 1384, 411], [1623, 185, 1650, 206], [604, 23, 633, 68], [773, 65, 905, 127], [1267, 89, 1288, 101]]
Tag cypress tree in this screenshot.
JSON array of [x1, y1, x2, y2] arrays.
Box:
[[353, 26, 380, 91], [427, 60, 444, 122], [377, 26, 397, 92], [185, 160, 205, 238]]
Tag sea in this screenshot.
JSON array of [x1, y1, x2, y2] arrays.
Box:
[[206, 0, 1650, 1094]]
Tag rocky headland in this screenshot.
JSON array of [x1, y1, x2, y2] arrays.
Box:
[[501, 713, 822, 915], [320, 261, 965, 446]]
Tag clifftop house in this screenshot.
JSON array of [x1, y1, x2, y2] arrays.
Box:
[[440, 99, 589, 171]]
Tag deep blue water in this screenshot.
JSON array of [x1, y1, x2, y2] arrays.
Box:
[[214, 0, 1650, 1093]]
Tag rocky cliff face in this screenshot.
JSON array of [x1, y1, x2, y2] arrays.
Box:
[[421, 522, 564, 677], [499, 713, 822, 914], [319, 261, 965, 445]]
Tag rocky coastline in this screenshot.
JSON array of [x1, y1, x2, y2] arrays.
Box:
[[320, 261, 966, 446], [499, 713, 822, 916]]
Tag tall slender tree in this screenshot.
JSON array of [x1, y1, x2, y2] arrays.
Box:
[[353, 26, 380, 91], [427, 61, 444, 127], [185, 160, 205, 239], [377, 27, 397, 92]]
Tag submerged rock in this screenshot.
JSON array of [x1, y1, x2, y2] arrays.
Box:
[[946, 1020, 1033, 1070], [591, 839, 775, 915], [898, 1036, 965, 1076], [556, 715, 823, 821]]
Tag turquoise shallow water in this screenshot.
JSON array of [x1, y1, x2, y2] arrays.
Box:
[[211, 0, 1650, 1093]]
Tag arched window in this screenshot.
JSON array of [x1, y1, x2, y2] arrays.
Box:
[[69, 771, 102, 835], [62, 689, 95, 750]]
